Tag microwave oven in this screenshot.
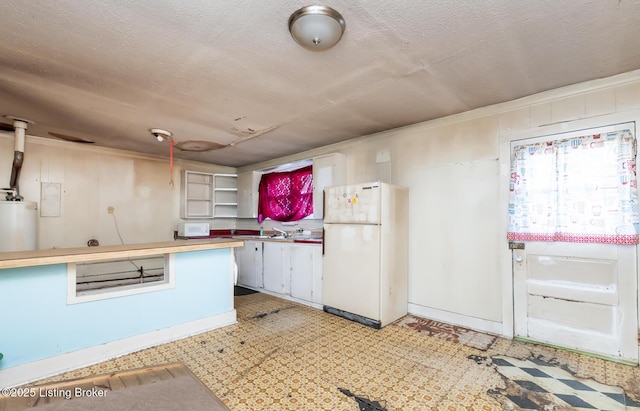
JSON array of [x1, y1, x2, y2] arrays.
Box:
[[178, 222, 210, 237]]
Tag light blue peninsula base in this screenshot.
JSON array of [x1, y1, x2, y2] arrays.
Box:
[[0, 239, 243, 388]]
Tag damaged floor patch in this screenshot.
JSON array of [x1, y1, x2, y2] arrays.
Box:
[[338, 388, 387, 411], [251, 308, 281, 319], [396, 315, 498, 350], [490, 355, 640, 410]]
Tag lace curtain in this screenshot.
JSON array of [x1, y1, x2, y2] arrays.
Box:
[[257, 166, 313, 223], [507, 129, 638, 244]]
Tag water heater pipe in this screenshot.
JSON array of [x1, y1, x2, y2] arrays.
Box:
[[5, 116, 33, 201]]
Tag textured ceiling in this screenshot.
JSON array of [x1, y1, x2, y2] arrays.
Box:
[[1, 1, 640, 166]]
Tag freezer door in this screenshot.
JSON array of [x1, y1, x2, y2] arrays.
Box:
[[322, 223, 380, 321], [324, 183, 381, 224]]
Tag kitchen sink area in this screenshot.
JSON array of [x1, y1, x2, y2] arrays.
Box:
[[172, 227, 323, 310], [230, 234, 322, 243], [232, 229, 324, 310], [233, 228, 323, 241], [174, 229, 322, 243]]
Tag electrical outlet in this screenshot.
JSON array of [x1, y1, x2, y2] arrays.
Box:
[[107, 206, 114, 214]]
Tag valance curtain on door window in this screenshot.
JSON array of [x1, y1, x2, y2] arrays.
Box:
[[507, 129, 639, 245], [257, 165, 313, 223]]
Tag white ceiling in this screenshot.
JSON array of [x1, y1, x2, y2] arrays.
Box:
[[1, 1, 640, 167]]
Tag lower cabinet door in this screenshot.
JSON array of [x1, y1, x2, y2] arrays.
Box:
[[256, 242, 323, 304], [263, 242, 285, 293], [236, 241, 262, 288], [289, 244, 322, 303], [290, 245, 314, 301]]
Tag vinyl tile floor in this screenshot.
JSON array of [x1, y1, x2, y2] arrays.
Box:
[[31, 292, 640, 410]]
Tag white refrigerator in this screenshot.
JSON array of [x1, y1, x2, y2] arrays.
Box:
[[322, 182, 408, 328]]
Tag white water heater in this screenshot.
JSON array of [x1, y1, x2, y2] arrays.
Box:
[[0, 201, 37, 252]]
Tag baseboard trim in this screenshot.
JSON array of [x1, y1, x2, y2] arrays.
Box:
[[1, 310, 237, 388], [407, 303, 503, 336], [240, 287, 323, 310]]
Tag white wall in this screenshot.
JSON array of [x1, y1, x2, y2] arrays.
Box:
[[5, 70, 640, 336], [0, 135, 235, 249], [239, 70, 640, 336]]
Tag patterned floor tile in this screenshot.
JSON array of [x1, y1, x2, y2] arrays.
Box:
[[492, 355, 640, 410], [22, 292, 640, 411]]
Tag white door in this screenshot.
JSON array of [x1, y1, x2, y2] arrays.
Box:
[[236, 241, 262, 289], [263, 242, 286, 293], [323, 223, 381, 321], [290, 245, 314, 302], [514, 242, 637, 361], [511, 127, 638, 362], [288, 244, 323, 304], [237, 171, 261, 219]]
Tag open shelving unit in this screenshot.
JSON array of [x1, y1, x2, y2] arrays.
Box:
[[180, 171, 238, 219], [213, 173, 238, 218], [181, 171, 215, 219]]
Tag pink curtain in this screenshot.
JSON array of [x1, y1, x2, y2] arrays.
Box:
[[257, 166, 313, 223]]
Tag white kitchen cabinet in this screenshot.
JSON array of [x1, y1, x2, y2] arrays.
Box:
[[213, 173, 238, 218], [237, 171, 262, 219], [181, 170, 215, 219], [289, 244, 323, 304], [236, 240, 263, 289], [262, 242, 288, 294], [312, 153, 346, 219], [262, 241, 323, 306]]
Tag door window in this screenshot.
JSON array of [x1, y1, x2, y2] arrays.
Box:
[[508, 129, 638, 244]]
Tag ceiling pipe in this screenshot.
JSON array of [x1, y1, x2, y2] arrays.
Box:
[[4, 116, 33, 201]]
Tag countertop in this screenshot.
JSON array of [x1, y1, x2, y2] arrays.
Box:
[[174, 229, 323, 244], [231, 235, 322, 244], [0, 238, 245, 269]]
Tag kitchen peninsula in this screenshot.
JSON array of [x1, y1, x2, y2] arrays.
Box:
[[0, 238, 243, 388]]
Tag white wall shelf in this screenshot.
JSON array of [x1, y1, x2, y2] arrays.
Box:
[[180, 172, 238, 219], [181, 171, 215, 219], [213, 173, 238, 218], [237, 171, 262, 219]]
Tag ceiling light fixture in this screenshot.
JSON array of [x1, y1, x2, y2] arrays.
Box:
[[149, 128, 172, 143], [288, 5, 345, 51], [148, 128, 176, 187]]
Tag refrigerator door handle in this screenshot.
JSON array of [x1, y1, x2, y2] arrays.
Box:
[[322, 188, 326, 219]]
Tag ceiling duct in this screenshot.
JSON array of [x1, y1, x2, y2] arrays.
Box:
[[3, 116, 33, 201]]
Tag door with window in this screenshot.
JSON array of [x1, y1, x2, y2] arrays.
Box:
[[509, 124, 638, 362]]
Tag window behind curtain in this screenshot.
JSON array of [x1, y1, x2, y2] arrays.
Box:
[[507, 129, 638, 245], [257, 165, 313, 223]]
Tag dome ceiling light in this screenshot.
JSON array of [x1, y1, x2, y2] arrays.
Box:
[[288, 5, 345, 51]]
